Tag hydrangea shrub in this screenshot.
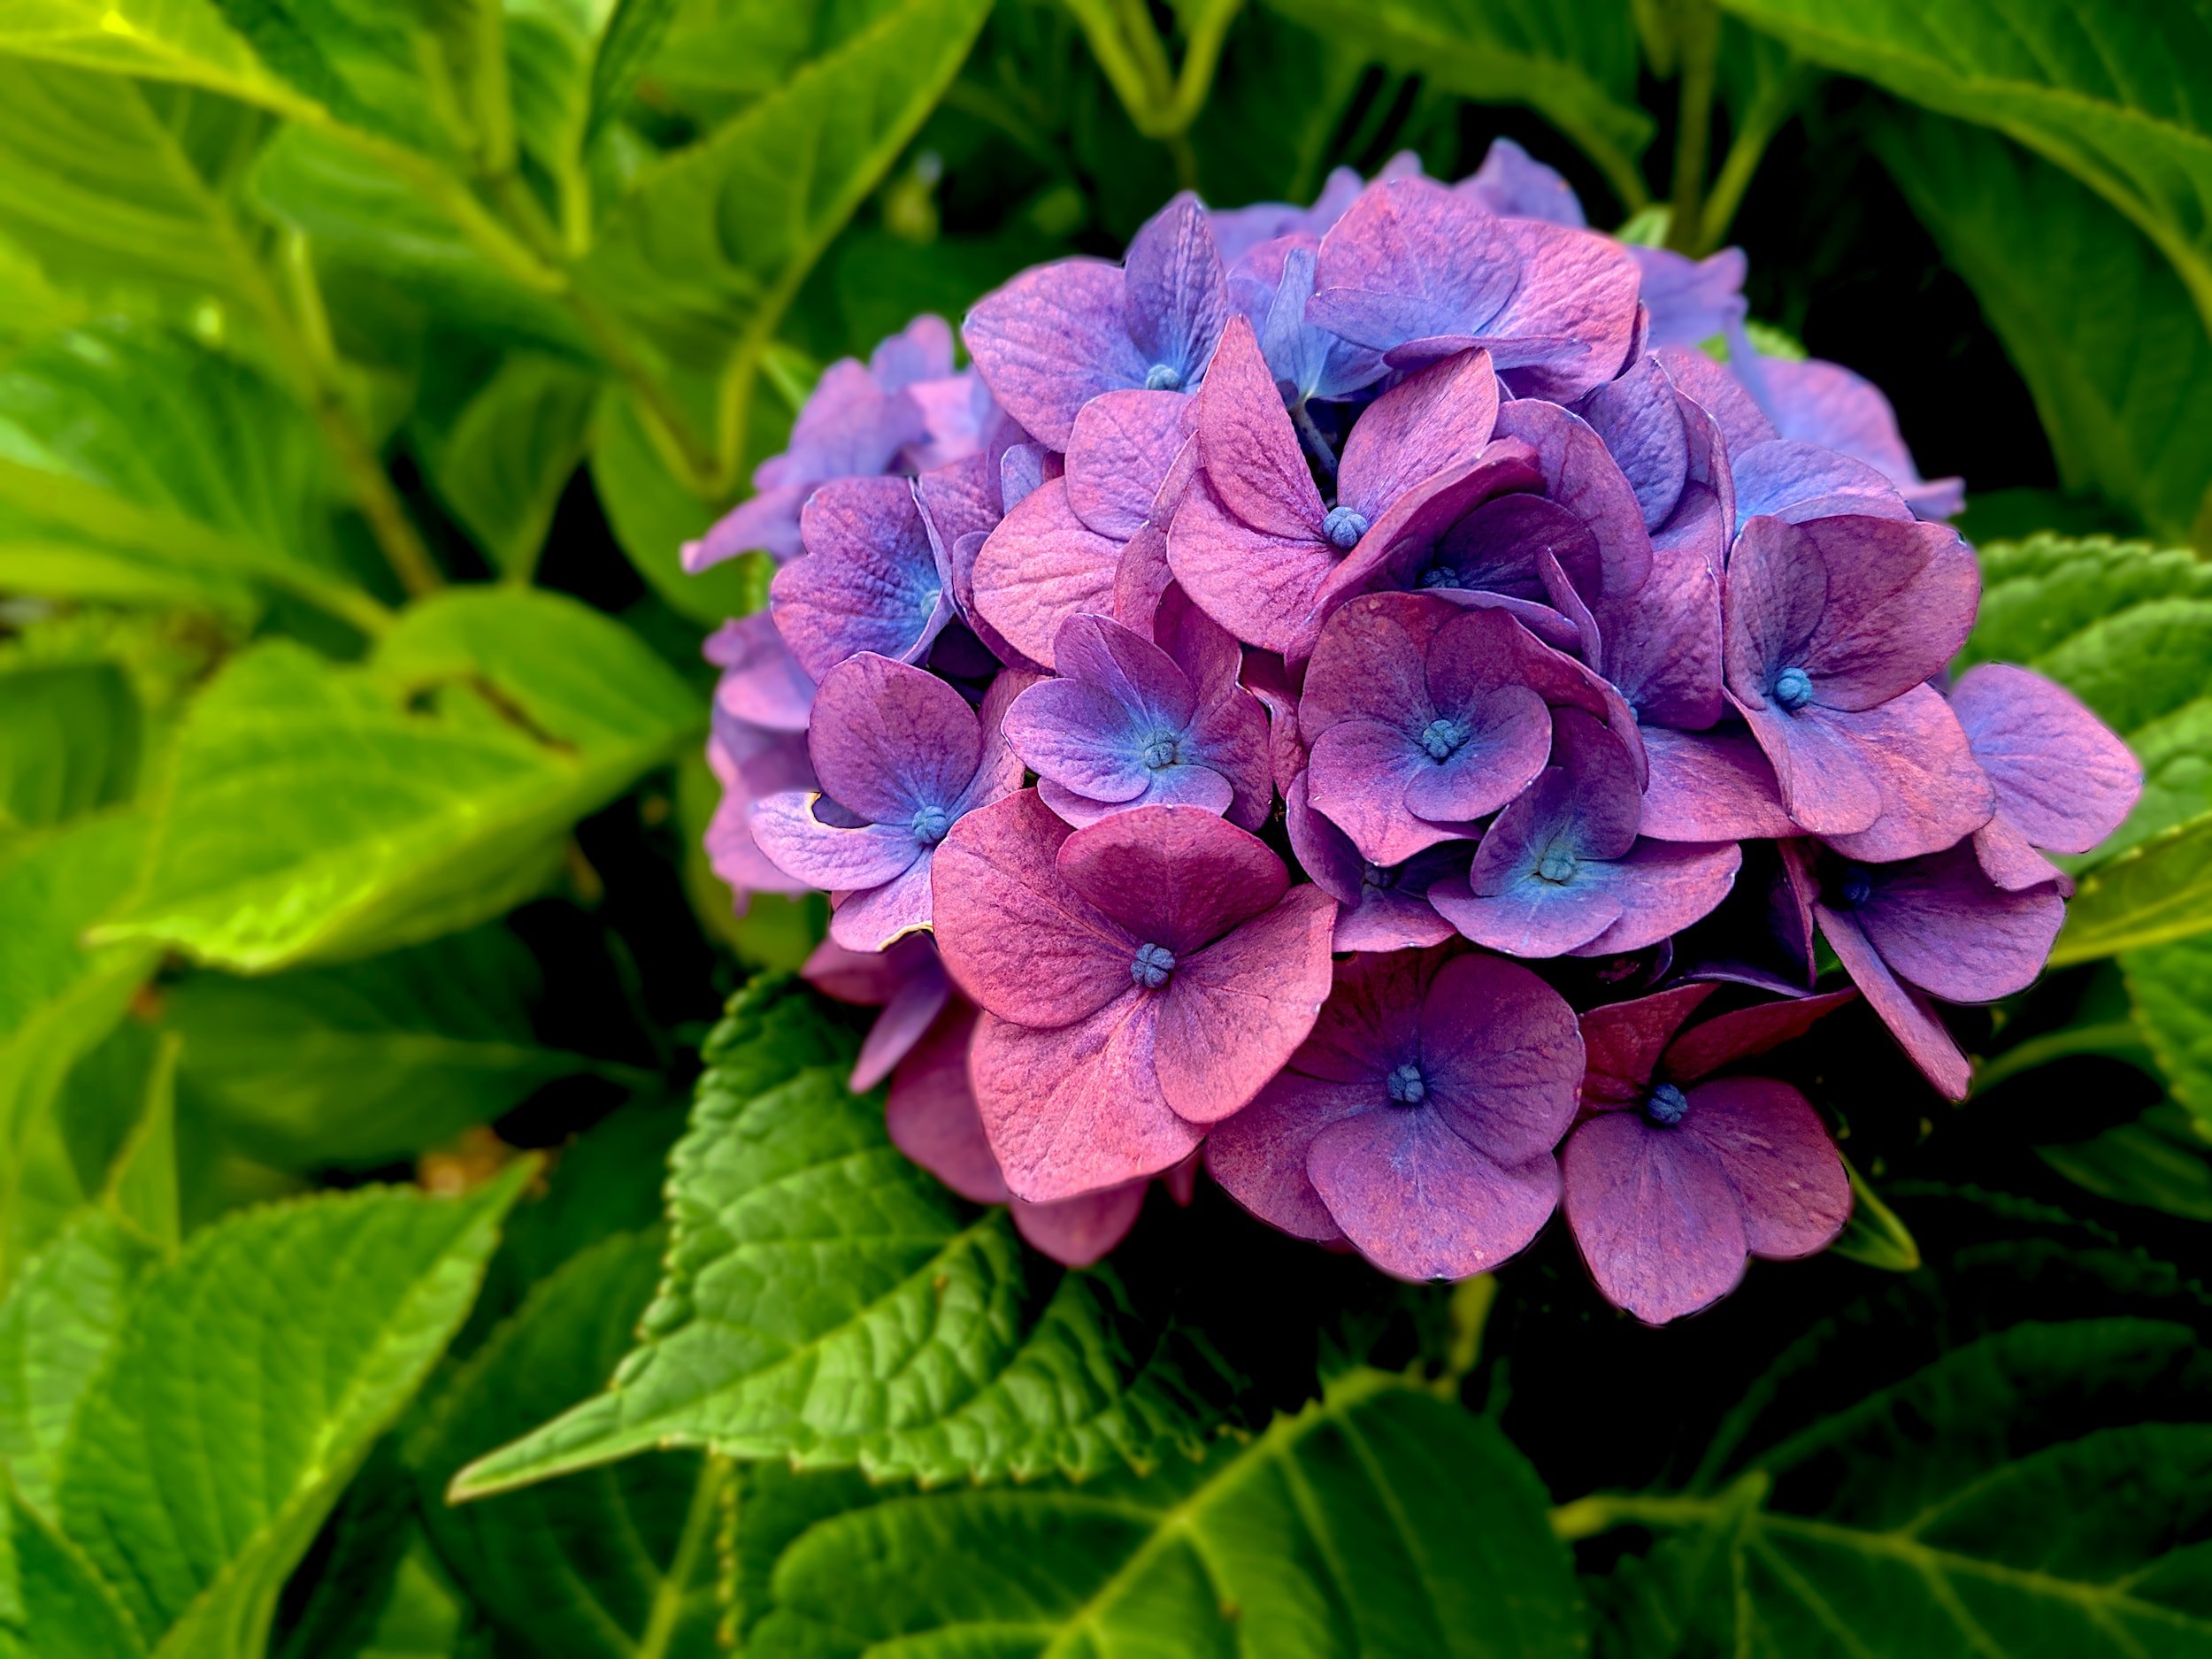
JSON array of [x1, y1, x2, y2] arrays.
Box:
[[696, 142, 2139, 1321]]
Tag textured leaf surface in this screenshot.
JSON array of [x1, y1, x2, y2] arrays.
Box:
[[1878, 111, 2212, 543], [0, 1489, 147, 1659], [2123, 936, 2212, 1132], [411, 1231, 726, 1659], [0, 0, 301, 112], [453, 977, 1239, 1494], [96, 589, 698, 971], [50, 1169, 530, 1657], [1727, 0, 2212, 342], [164, 926, 598, 1167], [1262, 0, 1651, 203], [415, 354, 598, 580], [0, 663, 140, 833], [2038, 1102, 2212, 1222], [746, 1373, 1587, 1659]]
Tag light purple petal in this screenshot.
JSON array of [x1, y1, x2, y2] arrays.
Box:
[[1573, 840, 1743, 957], [972, 479, 1123, 670], [1951, 663, 2141, 856], [1816, 683, 1995, 864], [1563, 1112, 1748, 1325], [685, 480, 810, 571], [751, 793, 920, 892], [1761, 356, 1962, 520], [1310, 1108, 1560, 1282], [1476, 218, 1640, 401], [1308, 177, 1521, 354], [1853, 841, 2065, 1003], [773, 476, 950, 680], [1459, 137, 1586, 227], [1680, 1076, 1851, 1259], [1431, 864, 1622, 958], [1579, 354, 1691, 532], [1627, 244, 1747, 350], [963, 259, 1147, 449], [805, 653, 980, 823], [1734, 695, 1885, 836], [1491, 398, 1653, 597], [1123, 192, 1229, 385], [1817, 901, 1971, 1100], [1635, 724, 1799, 843], [827, 856, 937, 951], [1004, 678, 1156, 805], [1731, 439, 1913, 526], [707, 613, 816, 733], [1066, 389, 1190, 541]]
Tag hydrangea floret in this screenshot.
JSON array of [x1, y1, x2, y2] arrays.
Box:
[[692, 142, 2142, 1317]]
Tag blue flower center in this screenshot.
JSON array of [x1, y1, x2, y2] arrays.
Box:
[[1323, 504, 1369, 551], [1644, 1082, 1690, 1126], [1417, 564, 1462, 590], [910, 804, 950, 845], [1140, 733, 1181, 770], [1419, 717, 1470, 761], [1772, 665, 1815, 712], [1537, 844, 1580, 884], [1144, 363, 1185, 392], [1386, 1062, 1426, 1106], [1130, 941, 1176, 988], [1839, 864, 1874, 908]]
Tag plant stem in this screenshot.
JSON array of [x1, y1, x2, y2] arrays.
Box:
[[1665, 0, 1720, 256], [1696, 60, 1809, 254], [1550, 1490, 1724, 1540], [637, 1455, 729, 1659]]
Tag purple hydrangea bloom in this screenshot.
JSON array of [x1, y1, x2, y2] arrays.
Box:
[[1460, 137, 1587, 227], [1207, 947, 1582, 1281], [1308, 175, 1640, 401], [1228, 234, 1386, 408], [1793, 840, 2064, 1100], [707, 611, 816, 734], [703, 707, 816, 908], [1298, 595, 1555, 865], [963, 193, 1227, 449], [769, 476, 954, 680], [687, 314, 956, 570], [803, 932, 952, 1092], [1170, 315, 1511, 653], [1429, 710, 1740, 957], [1284, 773, 1463, 953], [753, 656, 1027, 950], [1563, 984, 1854, 1324], [1758, 355, 1965, 520], [1724, 513, 1985, 841], [1004, 595, 1270, 830], [1952, 664, 2142, 889], [930, 792, 1336, 1200]]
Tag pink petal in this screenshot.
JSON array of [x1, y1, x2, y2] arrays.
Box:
[[1308, 718, 1462, 867], [972, 480, 1123, 670], [1637, 726, 1800, 841], [1066, 389, 1190, 540], [1735, 695, 1886, 836], [1580, 986, 1717, 1106], [1205, 1073, 1363, 1243], [1056, 804, 1290, 955], [1661, 987, 1857, 1084], [1562, 1112, 1748, 1325], [1951, 663, 2141, 856], [963, 259, 1145, 449], [1855, 842, 2064, 1003], [1011, 1183, 1148, 1266], [1575, 840, 1743, 957], [1417, 954, 1584, 1164], [1491, 398, 1652, 597], [886, 1002, 1010, 1204], [1192, 314, 1327, 539], [1680, 1077, 1849, 1258], [1152, 885, 1338, 1124], [1815, 683, 1995, 864], [1310, 1108, 1560, 1281], [1338, 346, 1501, 515], [1817, 902, 1971, 1100], [1480, 218, 1640, 401]]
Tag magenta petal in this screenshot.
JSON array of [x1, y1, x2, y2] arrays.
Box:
[[1579, 986, 1717, 1107], [1855, 842, 2064, 1003], [1579, 354, 1690, 532], [1595, 541, 1723, 731], [1431, 865, 1621, 958], [806, 654, 981, 823], [751, 794, 919, 890], [972, 480, 1123, 671], [886, 1003, 1010, 1204], [1417, 954, 1583, 1164], [1681, 1077, 1849, 1258], [1309, 1108, 1560, 1282], [828, 858, 937, 951], [1066, 389, 1190, 540], [1661, 987, 1857, 1084], [1951, 664, 2141, 856], [1816, 683, 1994, 864], [1193, 314, 1327, 540], [1337, 347, 1501, 514], [1056, 804, 1289, 955], [1736, 695, 1885, 836], [1638, 726, 1800, 841], [930, 790, 1137, 1026], [707, 614, 816, 733], [1011, 1182, 1148, 1266], [1308, 719, 1459, 867], [1575, 841, 1742, 957], [1562, 1112, 1748, 1325], [1817, 902, 1971, 1101], [852, 963, 953, 1093], [963, 259, 1146, 449], [971, 1002, 1201, 1202], [1152, 885, 1338, 1124], [1167, 478, 1337, 655], [1479, 219, 1640, 401], [1205, 1073, 1363, 1242], [1491, 398, 1653, 597], [1300, 595, 1440, 734], [1309, 177, 1521, 352], [1402, 687, 1554, 824], [1975, 815, 2068, 893]]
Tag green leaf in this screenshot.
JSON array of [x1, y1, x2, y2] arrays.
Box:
[[0, 664, 141, 833], [1874, 111, 2212, 543], [585, 0, 675, 140], [745, 1372, 1586, 1659], [2123, 934, 2212, 1132], [2038, 1102, 2212, 1223], [164, 926, 604, 1167], [415, 353, 597, 580], [4, 1025, 168, 1283], [0, 1216, 157, 1522], [1724, 0, 2212, 344], [1259, 0, 1653, 209], [411, 1231, 728, 1659], [451, 976, 1240, 1494], [588, 388, 756, 626], [0, 321, 378, 630], [98, 1033, 179, 1253], [1824, 1158, 1918, 1272], [2055, 815, 2212, 967], [50, 1167, 531, 1657], [1, 1486, 148, 1659], [0, 0, 303, 116], [1961, 534, 2212, 872], [576, 0, 992, 472], [96, 588, 699, 972]]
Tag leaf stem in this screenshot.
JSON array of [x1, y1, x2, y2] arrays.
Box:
[[638, 1455, 730, 1659], [1664, 0, 1720, 256], [1695, 59, 1809, 254], [1549, 1490, 1724, 1540]]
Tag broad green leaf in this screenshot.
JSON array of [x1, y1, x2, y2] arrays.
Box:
[[415, 353, 597, 579], [1824, 1159, 1918, 1272], [3, 1025, 170, 1284], [2055, 815, 2212, 966], [1723, 0, 2212, 345], [641, 0, 918, 119], [1961, 535, 2212, 871], [451, 976, 1240, 1494], [164, 926, 606, 1167], [0, 815, 160, 1236], [0, 322, 377, 631], [0, 663, 141, 833], [0, 0, 303, 115], [411, 1231, 727, 1659], [589, 388, 757, 625], [96, 588, 698, 971], [50, 1167, 531, 1658], [745, 1372, 1586, 1659], [0, 1487, 147, 1659], [1259, 0, 1652, 209], [1876, 112, 2212, 543], [0, 62, 272, 314], [0, 1216, 156, 1522], [585, 0, 675, 140], [2039, 1102, 2212, 1224], [99, 1033, 179, 1252], [576, 0, 992, 473], [2124, 934, 2212, 1131]]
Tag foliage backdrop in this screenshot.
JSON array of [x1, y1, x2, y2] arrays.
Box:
[[0, 2, 2208, 1656]]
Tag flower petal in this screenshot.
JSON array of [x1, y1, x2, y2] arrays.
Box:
[[1056, 803, 1290, 955], [963, 258, 1146, 448], [773, 477, 949, 680], [1680, 1076, 1850, 1258], [1562, 1112, 1748, 1325], [1951, 663, 2141, 856], [1579, 986, 1717, 1107], [1637, 726, 1800, 841], [972, 479, 1125, 671], [1417, 953, 1583, 1164], [806, 652, 981, 823], [1205, 1075, 1363, 1243], [1152, 884, 1338, 1124], [886, 1002, 1010, 1204], [1854, 841, 2064, 1003], [1066, 389, 1191, 541], [1310, 1108, 1560, 1281], [1816, 683, 1995, 864], [1011, 1182, 1149, 1267], [1338, 346, 1501, 517], [751, 793, 921, 891], [1817, 902, 1972, 1100]]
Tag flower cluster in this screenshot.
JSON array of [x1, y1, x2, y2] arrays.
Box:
[[695, 142, 2140, 1321]]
